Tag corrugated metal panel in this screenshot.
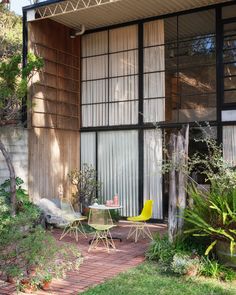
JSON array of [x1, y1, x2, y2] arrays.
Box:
[[45, 0, 231, 30]]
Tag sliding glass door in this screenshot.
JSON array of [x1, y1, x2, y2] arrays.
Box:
[[81, 130, 163, 219]]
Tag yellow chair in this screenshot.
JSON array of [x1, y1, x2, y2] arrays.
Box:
[[127, 200, 153, 243]]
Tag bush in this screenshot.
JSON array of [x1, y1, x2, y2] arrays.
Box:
[[171, 253, 201, 276], [68, 164, 101, 210], [110, 209, 121, 222], [0, 177, 41, 234], [200, 257, 236, 282], [146, 234, 176, 264], [0, 178, 82, 290], [146, 234, 236, 281]]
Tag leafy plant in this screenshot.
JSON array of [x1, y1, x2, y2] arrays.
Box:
[[184, 180, 236, 255], [0, 178, 81, 289], [146, 234, 176, 264], [68, 164, 101, 210], [110, 209, 121, 222], [41, 273, 52, 283], [200, 257, 223, 279], [171, 253, 201, 276], [0, 53, 43, 215], [0, 5, 22, 59], [0, 177, 41, 233]]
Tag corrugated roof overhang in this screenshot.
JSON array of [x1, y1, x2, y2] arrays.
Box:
[[25, 0, 233, 30]]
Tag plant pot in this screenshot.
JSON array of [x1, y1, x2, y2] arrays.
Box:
[[216, 240, 236, 268], [6, 275, 16, 284], [186, 265, 199, 277], [20, 279, 37, 294], [82, 207, 90, 216], [41, 280, 52, 291]]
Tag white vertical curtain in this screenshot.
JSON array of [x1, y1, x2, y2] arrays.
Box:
[[109, 25, 138, 126], [223, 126, 236, 167], [82, 31, 108, 127], [98, 131, 139, 217], [143, 129, 163, 219], [143, 19, 165, 123], [80, 132, 96, 168], [81, 25, 138, 127]]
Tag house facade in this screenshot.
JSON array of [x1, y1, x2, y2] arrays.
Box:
[[20, 0, 236, 221]]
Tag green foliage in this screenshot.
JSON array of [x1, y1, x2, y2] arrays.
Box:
[[68, 164, 101, 209], [0, 5, 22, 58], [171, 253, 201, 276], [0, 178, 81, 289], [109, 209, 121, 222], [83, 262, 236, 295], [184, 180, 236, 255], [0, 177, 40, 233], [200, 257, 236, 282], [200, 257, 223, 279], [0, 53, 43, 125], [146, 234, 176, 264], [146, 234, 236, 281]]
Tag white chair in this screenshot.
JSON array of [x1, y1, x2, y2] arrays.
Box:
[[59, 200, 87, 241]]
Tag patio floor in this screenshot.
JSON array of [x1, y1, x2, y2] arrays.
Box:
[[0, 221, 167, 295]]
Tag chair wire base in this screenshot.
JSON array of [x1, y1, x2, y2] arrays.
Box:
[[88, 229, 116, 253], [60, 220, 87, 242], [127, 222, 153, 243]]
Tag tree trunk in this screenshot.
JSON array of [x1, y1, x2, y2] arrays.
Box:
[[168, 125, 189, 242], [168, 133, 178, 243], [0, 137, 16, 216], [176, 131, 185, 234]]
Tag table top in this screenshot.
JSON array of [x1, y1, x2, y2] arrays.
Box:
[[89, 204, 122, 210]]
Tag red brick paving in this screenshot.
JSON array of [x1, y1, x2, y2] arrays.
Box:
[[0, 221, 166, 295]]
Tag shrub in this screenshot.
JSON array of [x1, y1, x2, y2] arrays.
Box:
[[146, 234, 236, 280], [0, 178, 82, 290], [171, 253, 201, 276], [200, 257, 223, 279], [200, 257, 236, 282], [0, 177, 41, 233], [68, 164, 101, 210], [146, 234, 176, 264], [184, 181, 236, 255], [110, 209, 121, 222]]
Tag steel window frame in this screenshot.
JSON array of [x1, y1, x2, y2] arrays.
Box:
[[23, 1, 236, 222]]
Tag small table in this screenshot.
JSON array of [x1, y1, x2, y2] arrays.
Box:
[[89, 204, 122, 210]]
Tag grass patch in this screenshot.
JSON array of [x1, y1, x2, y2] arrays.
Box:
[[82, 262, 236, 295]]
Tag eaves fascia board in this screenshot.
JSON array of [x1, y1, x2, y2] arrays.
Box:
[[22, 0, 65, 12]]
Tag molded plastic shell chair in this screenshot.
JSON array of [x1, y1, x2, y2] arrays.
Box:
[[127, 200, 153, 243], [59, 200, 87, 241], [88, 207, 116, 252]]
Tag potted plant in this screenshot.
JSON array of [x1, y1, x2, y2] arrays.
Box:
[[68, 164, 101, 214], [19, 277, 40, 294], [40, 273, 52, 291], [5, 266, 22, 284]]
